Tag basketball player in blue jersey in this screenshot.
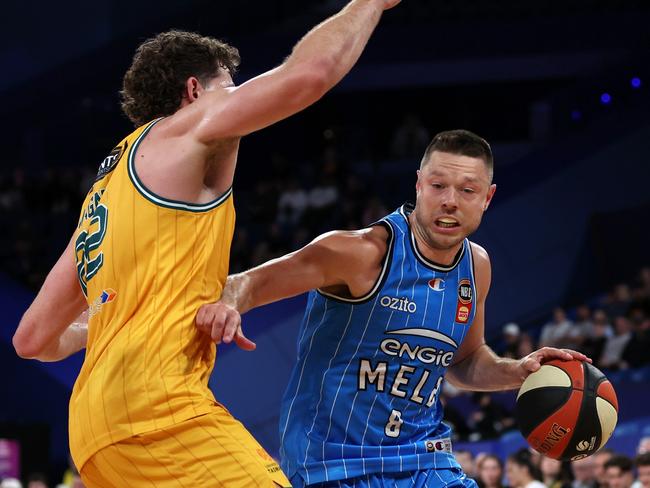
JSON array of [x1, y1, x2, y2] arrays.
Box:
[[196, 130, 591, 487]]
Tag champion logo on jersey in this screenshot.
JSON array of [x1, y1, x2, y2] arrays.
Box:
[[428, 278, 445, 291]]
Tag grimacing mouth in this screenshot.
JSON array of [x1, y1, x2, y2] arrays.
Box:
[[435, 217, 460, 228]]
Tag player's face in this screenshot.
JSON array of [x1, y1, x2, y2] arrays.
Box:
[[414, 151, 496, 253], [203, 68, 235, 91]]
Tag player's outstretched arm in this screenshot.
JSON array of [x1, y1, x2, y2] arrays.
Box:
[[13, 236, 88, 362], [196, 227, 387, 349], [445, 243, 591, 391], [189, 0, 400, 141]]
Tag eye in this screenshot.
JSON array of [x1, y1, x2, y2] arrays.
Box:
[[431, 183, 443, 189], [463, 188, 475, 194]]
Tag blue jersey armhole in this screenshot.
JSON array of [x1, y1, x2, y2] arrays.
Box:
[[316, 221, 395, 304]]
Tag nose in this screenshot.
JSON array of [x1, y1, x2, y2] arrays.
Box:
[[441, 187, 459, 211]]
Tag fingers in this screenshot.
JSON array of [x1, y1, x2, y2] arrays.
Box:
[[195, 303, 250, 349], [520, 347, 593, 383], [210, 307, 229, 343], [222, 310, 241, 344], [560, 348, 593, 364], [521, 356, 541, 374], [532, 347, 592, 365], [234, 328, 257, 351], [195, 305, 214, 334]]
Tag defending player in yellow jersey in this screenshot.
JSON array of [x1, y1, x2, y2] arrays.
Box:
[[12, 1, 401, 486]]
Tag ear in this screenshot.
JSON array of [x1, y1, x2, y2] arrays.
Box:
[[183, 76, 202, 104], [483, 183, 497, 211], [415, 169, 422, 195]]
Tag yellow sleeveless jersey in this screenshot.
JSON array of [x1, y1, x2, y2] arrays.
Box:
[[69, 119, 235, 469]]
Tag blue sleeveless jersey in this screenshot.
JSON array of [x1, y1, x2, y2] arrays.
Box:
[[279, 204, 478, 484]]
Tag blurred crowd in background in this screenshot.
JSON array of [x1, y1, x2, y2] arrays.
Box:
[[455, 441, 650, 488], [3, 0, 650, 486]]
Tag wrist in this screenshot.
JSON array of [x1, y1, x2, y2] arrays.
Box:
[[501, 357, 526, 388], [221, 274, 249, 312]]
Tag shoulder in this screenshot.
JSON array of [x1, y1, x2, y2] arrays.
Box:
[[313, 225, 390, 264], [469, 241, 490, 267], [308, 225, 391, 297], [469, 241, 492, 299]]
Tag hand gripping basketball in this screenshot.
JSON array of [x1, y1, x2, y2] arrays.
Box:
[[516, 358, 618, 461], [518, 347, 591, 381], [195, 301, 256, 351]]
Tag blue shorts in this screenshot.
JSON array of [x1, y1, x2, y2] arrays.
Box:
[[290, 468, 478, 487]]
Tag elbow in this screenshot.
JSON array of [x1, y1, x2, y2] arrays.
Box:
[[12, 324, 41, 359], [292, 59, 337, 100]]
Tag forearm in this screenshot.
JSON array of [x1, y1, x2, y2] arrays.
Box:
[[31, 322, 87, 362], [222, 255, 313, 314], [221, 263, 288, 314], [286, 0, 384, 84], [447, 344, 524, 392]]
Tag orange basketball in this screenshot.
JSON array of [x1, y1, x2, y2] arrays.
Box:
[[515, 359, 618, 460]]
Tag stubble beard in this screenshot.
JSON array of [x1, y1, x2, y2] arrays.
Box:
[[413, 210, 467, 252]]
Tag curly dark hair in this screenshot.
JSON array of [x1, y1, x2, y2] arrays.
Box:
[[120, 30, 240, 126]]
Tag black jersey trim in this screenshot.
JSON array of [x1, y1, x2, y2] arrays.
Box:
[[127, 118, 232, 213], [316, 221, 395, 304], [399, 203, 466, 272], [467, 241, 478, 322]]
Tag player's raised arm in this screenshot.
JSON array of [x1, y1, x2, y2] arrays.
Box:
[[13, 236, 89, 362], [191, 0, 400, 141], [195, 227, 388, 349]]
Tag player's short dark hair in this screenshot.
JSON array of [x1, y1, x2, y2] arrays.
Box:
[[605, 455, 634, 473], [421, 129, 493, 182], [636, 453, 650, 467], [120, 30, 240, 126]]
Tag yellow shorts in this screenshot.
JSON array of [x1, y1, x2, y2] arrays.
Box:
[[80, 407, 291, 487]]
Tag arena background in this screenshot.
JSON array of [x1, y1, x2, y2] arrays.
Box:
[[1, 0, 650, 485]]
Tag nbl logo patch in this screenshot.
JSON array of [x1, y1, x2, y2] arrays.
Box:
[[457, 279, 472, 304], [455, 279, 473, 323], [96, 142, 128, 181]]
